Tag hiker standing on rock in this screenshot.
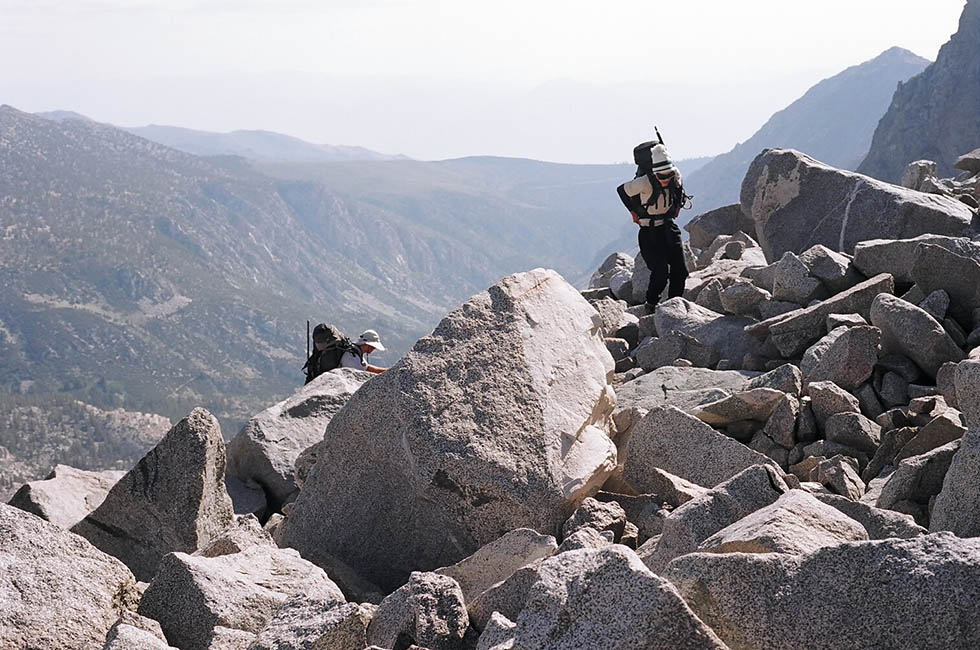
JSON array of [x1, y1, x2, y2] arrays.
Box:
[[617, 134, 690, 311]]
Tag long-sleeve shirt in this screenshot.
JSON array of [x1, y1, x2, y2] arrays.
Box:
[[617, 175, 682, 225]]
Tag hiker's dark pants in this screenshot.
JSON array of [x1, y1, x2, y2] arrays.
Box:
[[639, 221, 688, 304]]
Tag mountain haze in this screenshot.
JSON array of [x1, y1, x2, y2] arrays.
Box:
[[0, 104, 633, 433], [683, 47, 930, 219], [859, 0, 980, 182]]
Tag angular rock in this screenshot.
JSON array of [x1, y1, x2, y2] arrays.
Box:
[[555, 527, 614, 553], [854, 382, 885, 420], [193, 514, 273, 558], [435, 528, 556, 606], [741, 148, 977, 261], [693, 277, 726, 313], [654, 298, 763, 367], [871, 293, 964, 378], [604, 337, 629, 361], [615, 366, 756, 417], [0, 503, 140, 650], [592, 298, 633, 338], [643, 465, 789, 573], [589, 252, 634, 290], [628, 468, 708, 508], [807, 381, 861, 426], [811, 492, 926, 539], [772, 251, 825, 304], [763, 393, 800, 450], [745, 363, 803, 396], [824, 412, 881, 454], [225, 475, 267, 520], [862, 426, 918, 484], [852, 235, 980, 284], [685, 204, 755, 250], [931, 427, 980, 537], [622, 406, 779, 492], [279, 270, 617, 590], [817, 455, 865, 500], [103, 623, 176, 650], [665, 534, 980, 650], [694, 388, 785, 426], [746, 273, 895, 358], [719, 280, 771, 318], [877, 441, 960, 520], [879, 371, 910, 408], [367, 572, 468, 650], [697, 490, 868, 555], [7, 464, 125, 529], [71, 408, 234, 581], [249, 600, 373, 650], [919, 289, 951, 321], [467, 559, 546, 630], [895, 412, 966, 463], [900, 160, 938, 191], [139, 545, 344, 650], [953, 358, 980, 428], [227, 369, 371, 510], [475, 611, 516, 650], [911, 243, 980, 329], [634, 331, 718, 372], [561, 497, 626, 542], [504, 547, 729, 650], [799, 244, 863, 294], [630, 253, 653, 305], [955, 148, 980, 175], [801, 325, 880, 390]]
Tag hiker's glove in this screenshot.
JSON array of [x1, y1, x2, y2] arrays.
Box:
[[631, 212, 640, 224]]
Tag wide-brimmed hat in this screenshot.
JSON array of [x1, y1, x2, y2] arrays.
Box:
[[357, 329, 386, 352]]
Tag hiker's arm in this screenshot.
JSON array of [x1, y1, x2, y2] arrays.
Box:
[[365, 364, 386, 374], [617, 183, 642, 222]]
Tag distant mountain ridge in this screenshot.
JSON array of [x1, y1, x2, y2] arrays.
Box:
[[0, 104, 634, 435], [859, 0, 980, 182], [682, 47, 930, 219]]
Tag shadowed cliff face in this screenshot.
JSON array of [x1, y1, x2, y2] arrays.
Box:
[[859, 0, 980, 182]]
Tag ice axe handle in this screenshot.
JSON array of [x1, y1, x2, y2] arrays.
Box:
[[655, 127, 664, 145]]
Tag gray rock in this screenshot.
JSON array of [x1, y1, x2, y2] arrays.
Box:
[[622, 406, 779, 492], [504, 547, 729, 650], [955, 148, 980, 175], [954, 359, 980, 427], [854, 382, 885, 419], [803, 441, 868, 473], [907, 395, 952, 426], [475, 612, 516, 650], [643, 465, 789, 573], [912, 243, 980, 329], [878, 353, 925, 386], [824, 412, 881, 454], [812, 492, 926, 539], [879, 371, 911, 408], [604, 337, 629, 361], [225, 475, 267, 520], [746, 273, 895, 358], [592, 298, 633, 338], [561, 497, 627, 542], [0, 503, 140, 650], [665, 534, 980, 650], [279, 270, 618, 590], [817, 455, 866, 500], [853, 235, 980, 284], [801, 325, 880, 390], [71, 408, 235, 581], [919, 289, 951, 321], [795, 402, 818, 443], [799, 244, 863, 294], [745, 363, 803, 396], [772, 251, 825, 304], [628, 468, 709, 508], [139, 545, 345, 650], [631, 252, 653, 305], [900, 160, 938, 191], [862, 427, 918, 484], [719, 280, 771, 318], [614, 365, 756, 417], [694, 387, 785, 426], [763, 393, 800, 450], [758, 299, 799, 320], [876, 407, 913, 432], [685, 204, 755, 250], [697, 490, 867, 555], [931, 426, 980, 536], [367, 572, 468, 650], [895, 412, 966, 463], [103, 623, 176, 650], [227, 369, 371, 510], [589, 252, 634, 290], [7, 464, 125, 530], [825, 312, 868, 330], [555, 527, 614, 553], [193, 514, 273, 558], [634, 331, 718, 371], [467, 559, 546, 630], [654, 298, 763, 367], [249, 600, 373, 650], [871, 293, 965, 377], [741, 148, 977, 261], [693, 277, 727, 313], [877, 441, 961, 518], [946, 317, 969, 347], [435, 528, 556, 606], [807, 380, 861, 426]]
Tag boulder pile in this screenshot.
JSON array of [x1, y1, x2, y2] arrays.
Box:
[[4, 152, 980, 649]]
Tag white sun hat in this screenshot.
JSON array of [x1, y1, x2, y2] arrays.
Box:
[[357, 329, 386, 352]]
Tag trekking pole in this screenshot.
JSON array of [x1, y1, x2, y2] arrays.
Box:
[[306, 320, 310, 359], [655, 126, 665, 145]]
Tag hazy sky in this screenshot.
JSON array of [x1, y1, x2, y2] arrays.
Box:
[[0, 0, 968, 162]]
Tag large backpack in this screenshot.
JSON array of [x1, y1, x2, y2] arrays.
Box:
[[303, 323, 357, 384]]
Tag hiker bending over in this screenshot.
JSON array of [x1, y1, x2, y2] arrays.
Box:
[[616, 139, 689, 310], [304, 324, 387, 384], [340, 329, 388, 375]]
